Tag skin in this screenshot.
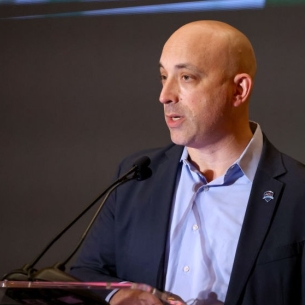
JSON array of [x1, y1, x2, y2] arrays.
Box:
[[160, 20, 256, 181], [110, 20, 257, 305], [110, 290, 163, 305]]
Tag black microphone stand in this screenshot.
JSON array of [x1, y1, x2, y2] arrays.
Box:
[[3, 156, 152, 282], [33, 180, 125, 282]]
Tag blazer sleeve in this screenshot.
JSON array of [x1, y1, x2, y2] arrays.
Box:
[[69, 153, 126, 284], [70, 189, 122, 283]]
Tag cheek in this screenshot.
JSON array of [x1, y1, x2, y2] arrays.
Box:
[[180, 88, 224, 121], [192, 96, 226, 127], [186, 100, 209, 127]]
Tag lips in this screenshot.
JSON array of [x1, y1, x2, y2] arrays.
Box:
[[165, 114, 184, 127]]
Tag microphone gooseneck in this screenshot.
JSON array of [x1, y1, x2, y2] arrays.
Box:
[[3, 156, 152, 282]]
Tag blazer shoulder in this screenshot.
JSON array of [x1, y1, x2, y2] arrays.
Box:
[[116, 143, 183, 174], [281, 152, 305, 177], [260, 135, 305, 179]]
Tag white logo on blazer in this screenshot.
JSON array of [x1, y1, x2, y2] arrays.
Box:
[[263, 190, 274, 202]]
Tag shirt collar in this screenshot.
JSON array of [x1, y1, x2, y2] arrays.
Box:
[[180, 121, 263, 183]]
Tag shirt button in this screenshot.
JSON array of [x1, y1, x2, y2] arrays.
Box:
[[192, 224, 199, 231], [183, 266, 190, 272], [203, 186, 209, 192]]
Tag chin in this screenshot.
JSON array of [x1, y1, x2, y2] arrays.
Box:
[[169, 130, 196, 147], [170, 136, 190, 147]]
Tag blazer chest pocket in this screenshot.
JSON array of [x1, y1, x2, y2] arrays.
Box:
[[257, 241, 304, 265]]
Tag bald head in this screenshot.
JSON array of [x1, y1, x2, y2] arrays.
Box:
[[162, 20, 257, 80], [159, 20, 256, 150]]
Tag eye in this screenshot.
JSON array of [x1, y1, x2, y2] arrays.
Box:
[[182, 74, 192, 81], [160, 74, 167, 83]]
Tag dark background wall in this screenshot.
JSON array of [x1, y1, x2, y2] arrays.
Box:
[[1, 5, 305, 279]]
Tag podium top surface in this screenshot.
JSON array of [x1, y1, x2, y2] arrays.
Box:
[[0, 281, 185, 305], [1, 281, 149, 290]]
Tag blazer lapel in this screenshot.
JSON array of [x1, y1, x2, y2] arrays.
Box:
[[225, 138, 286, 305]]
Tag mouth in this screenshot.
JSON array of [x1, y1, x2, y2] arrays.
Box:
[[165, 114, 184, 127], [166, 114, 182, 120], [171, 116, 182, 121]]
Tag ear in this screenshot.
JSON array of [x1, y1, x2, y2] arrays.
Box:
[[232, 73, 253, 107]]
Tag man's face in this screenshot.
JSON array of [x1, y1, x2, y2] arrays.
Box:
[[159, 29, 235, 149]]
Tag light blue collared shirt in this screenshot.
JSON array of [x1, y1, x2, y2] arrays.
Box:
[[165, 123, 263, 304]]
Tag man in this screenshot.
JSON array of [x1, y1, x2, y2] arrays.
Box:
[[70, 21, 305, 305]]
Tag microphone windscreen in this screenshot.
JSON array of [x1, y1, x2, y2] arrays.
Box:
[[133, 156, 152, 181], [136, 167, 152, 181]]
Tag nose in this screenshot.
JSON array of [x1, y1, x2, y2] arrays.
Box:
[[159, 78, 179, 105]]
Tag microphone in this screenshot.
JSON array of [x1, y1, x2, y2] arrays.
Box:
[[3, 156, 152, 282], [133, 156, 152, 181]]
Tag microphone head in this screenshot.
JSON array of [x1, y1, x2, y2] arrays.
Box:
[[133, 156, 152, 181], [136, 167, 152, 181]]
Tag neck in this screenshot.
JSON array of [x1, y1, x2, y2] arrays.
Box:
[[187, 127, 253, 182]]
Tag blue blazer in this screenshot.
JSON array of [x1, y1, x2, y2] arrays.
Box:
[[71, 136, 305, 305]]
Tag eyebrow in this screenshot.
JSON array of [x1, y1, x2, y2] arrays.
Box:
[[159, 62, 201, 73]]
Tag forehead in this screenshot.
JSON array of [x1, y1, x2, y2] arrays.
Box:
[[159, 27, 228, 72]]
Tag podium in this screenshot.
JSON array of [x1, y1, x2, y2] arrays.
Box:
[[0, 281, 185, 305]]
